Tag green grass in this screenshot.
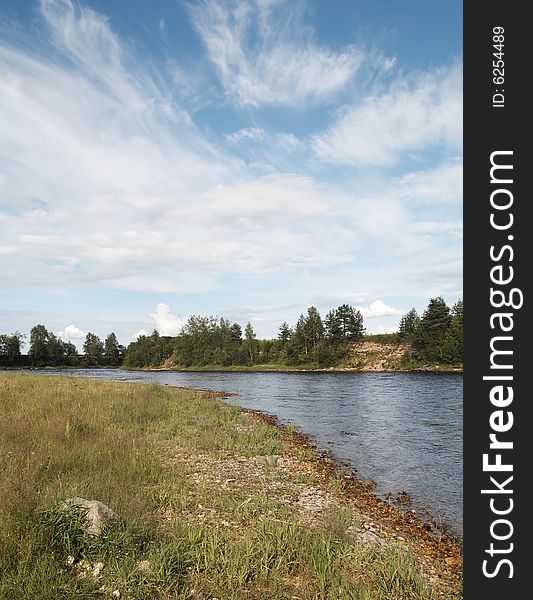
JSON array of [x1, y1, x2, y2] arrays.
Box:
[[0, 374, 458, 599]]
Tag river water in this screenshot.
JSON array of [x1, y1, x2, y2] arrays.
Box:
[[19, 369, 463, 534]]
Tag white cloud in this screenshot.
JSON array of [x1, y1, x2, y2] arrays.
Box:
[[0, 1, 233, 291], [57, 323, 86, 339], [0, 2, 365, 292], [313, 63, 462, 166], [132, 329, 149, 340], [357, 300, 404, 319], [226, 127, 266, 144], [202, 174, 328, 220], [367, 324, 399, 335], [397, 161, 463, 205], [225, 128, 305, 174], [0, 0, 462, 333], [108, 271, 216, 294], [149, 304, 186, 336], [188, 0, 364, 107]]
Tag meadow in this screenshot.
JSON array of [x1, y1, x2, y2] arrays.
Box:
[[0, 374, 461, 599]]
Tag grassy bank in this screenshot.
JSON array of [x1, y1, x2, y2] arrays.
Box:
[[0, 374, 462, 599]]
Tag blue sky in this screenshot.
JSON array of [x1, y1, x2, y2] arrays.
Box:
[[0, 0, 462, 347]]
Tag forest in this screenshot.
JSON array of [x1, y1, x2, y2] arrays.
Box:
[[1, 297, 462, 370]]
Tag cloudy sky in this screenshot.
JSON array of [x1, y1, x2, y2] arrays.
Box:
[[0, 0, 462, 347]]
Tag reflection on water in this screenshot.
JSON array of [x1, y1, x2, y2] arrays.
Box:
[[19, 368, 463, 534]]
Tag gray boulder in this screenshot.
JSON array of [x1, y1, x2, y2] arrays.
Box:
[[63, 497, 117, 536]]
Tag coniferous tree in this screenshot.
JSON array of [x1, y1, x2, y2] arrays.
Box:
[[303, 306, 324, 351], [442, 300, 463, 364], [413, 297, 452, 362], [324, 309, 342, 343], [230, 323, 242, 343], [398, 308, 421, 341], [278, 322, 292, 346], [243, 322, 258, 364], [336, 304, 365, 340], [292, 314, 308, 358]]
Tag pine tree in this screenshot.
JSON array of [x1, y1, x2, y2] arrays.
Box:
[[336, 304, 365, 340], [324, 309, 342, 343], [413, 297, 452, 361], [398, 308, 421, 341]]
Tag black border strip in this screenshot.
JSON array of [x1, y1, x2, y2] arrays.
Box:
[[464, 2, 531, 595]]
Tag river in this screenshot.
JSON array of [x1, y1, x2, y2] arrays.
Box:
[[20, 368, 463, 534]]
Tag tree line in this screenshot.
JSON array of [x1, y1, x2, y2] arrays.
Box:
[[124, 304, 366, 369], [0, 325, 124, 367], [398, 297, 463, 365], [0, 298, 463, 369], [0, 332, 25, 367]]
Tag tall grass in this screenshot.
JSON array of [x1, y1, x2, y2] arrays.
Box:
[[0, 374, 458, 599]]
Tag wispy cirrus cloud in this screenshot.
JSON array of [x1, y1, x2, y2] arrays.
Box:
[[397, 160, 463, 206], [188, 0, 365, 107], [312, 63, 462, 166], [4, 0, 419, 294], [0, 0, 462, 341], [0, 0, 233, 293], [226, 127, 266, 144]]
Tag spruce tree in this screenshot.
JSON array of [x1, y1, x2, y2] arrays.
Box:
[[442, 300, 463, 364], [398, 308, 421, 341], [278, 322, 292, 346], [413, 297, 452, 362]]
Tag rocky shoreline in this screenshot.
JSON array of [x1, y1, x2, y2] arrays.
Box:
[[240, 406, 463, 597], [143, 364, 463, 373]]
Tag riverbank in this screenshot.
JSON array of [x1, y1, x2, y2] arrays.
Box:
[[142, 340, 463, 373], [1, 341, 463, 373], [3, 364, 462, 374], [0, 374, 462, 599], [0, 363, 462, 373], [246, 410, 463, 592]]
